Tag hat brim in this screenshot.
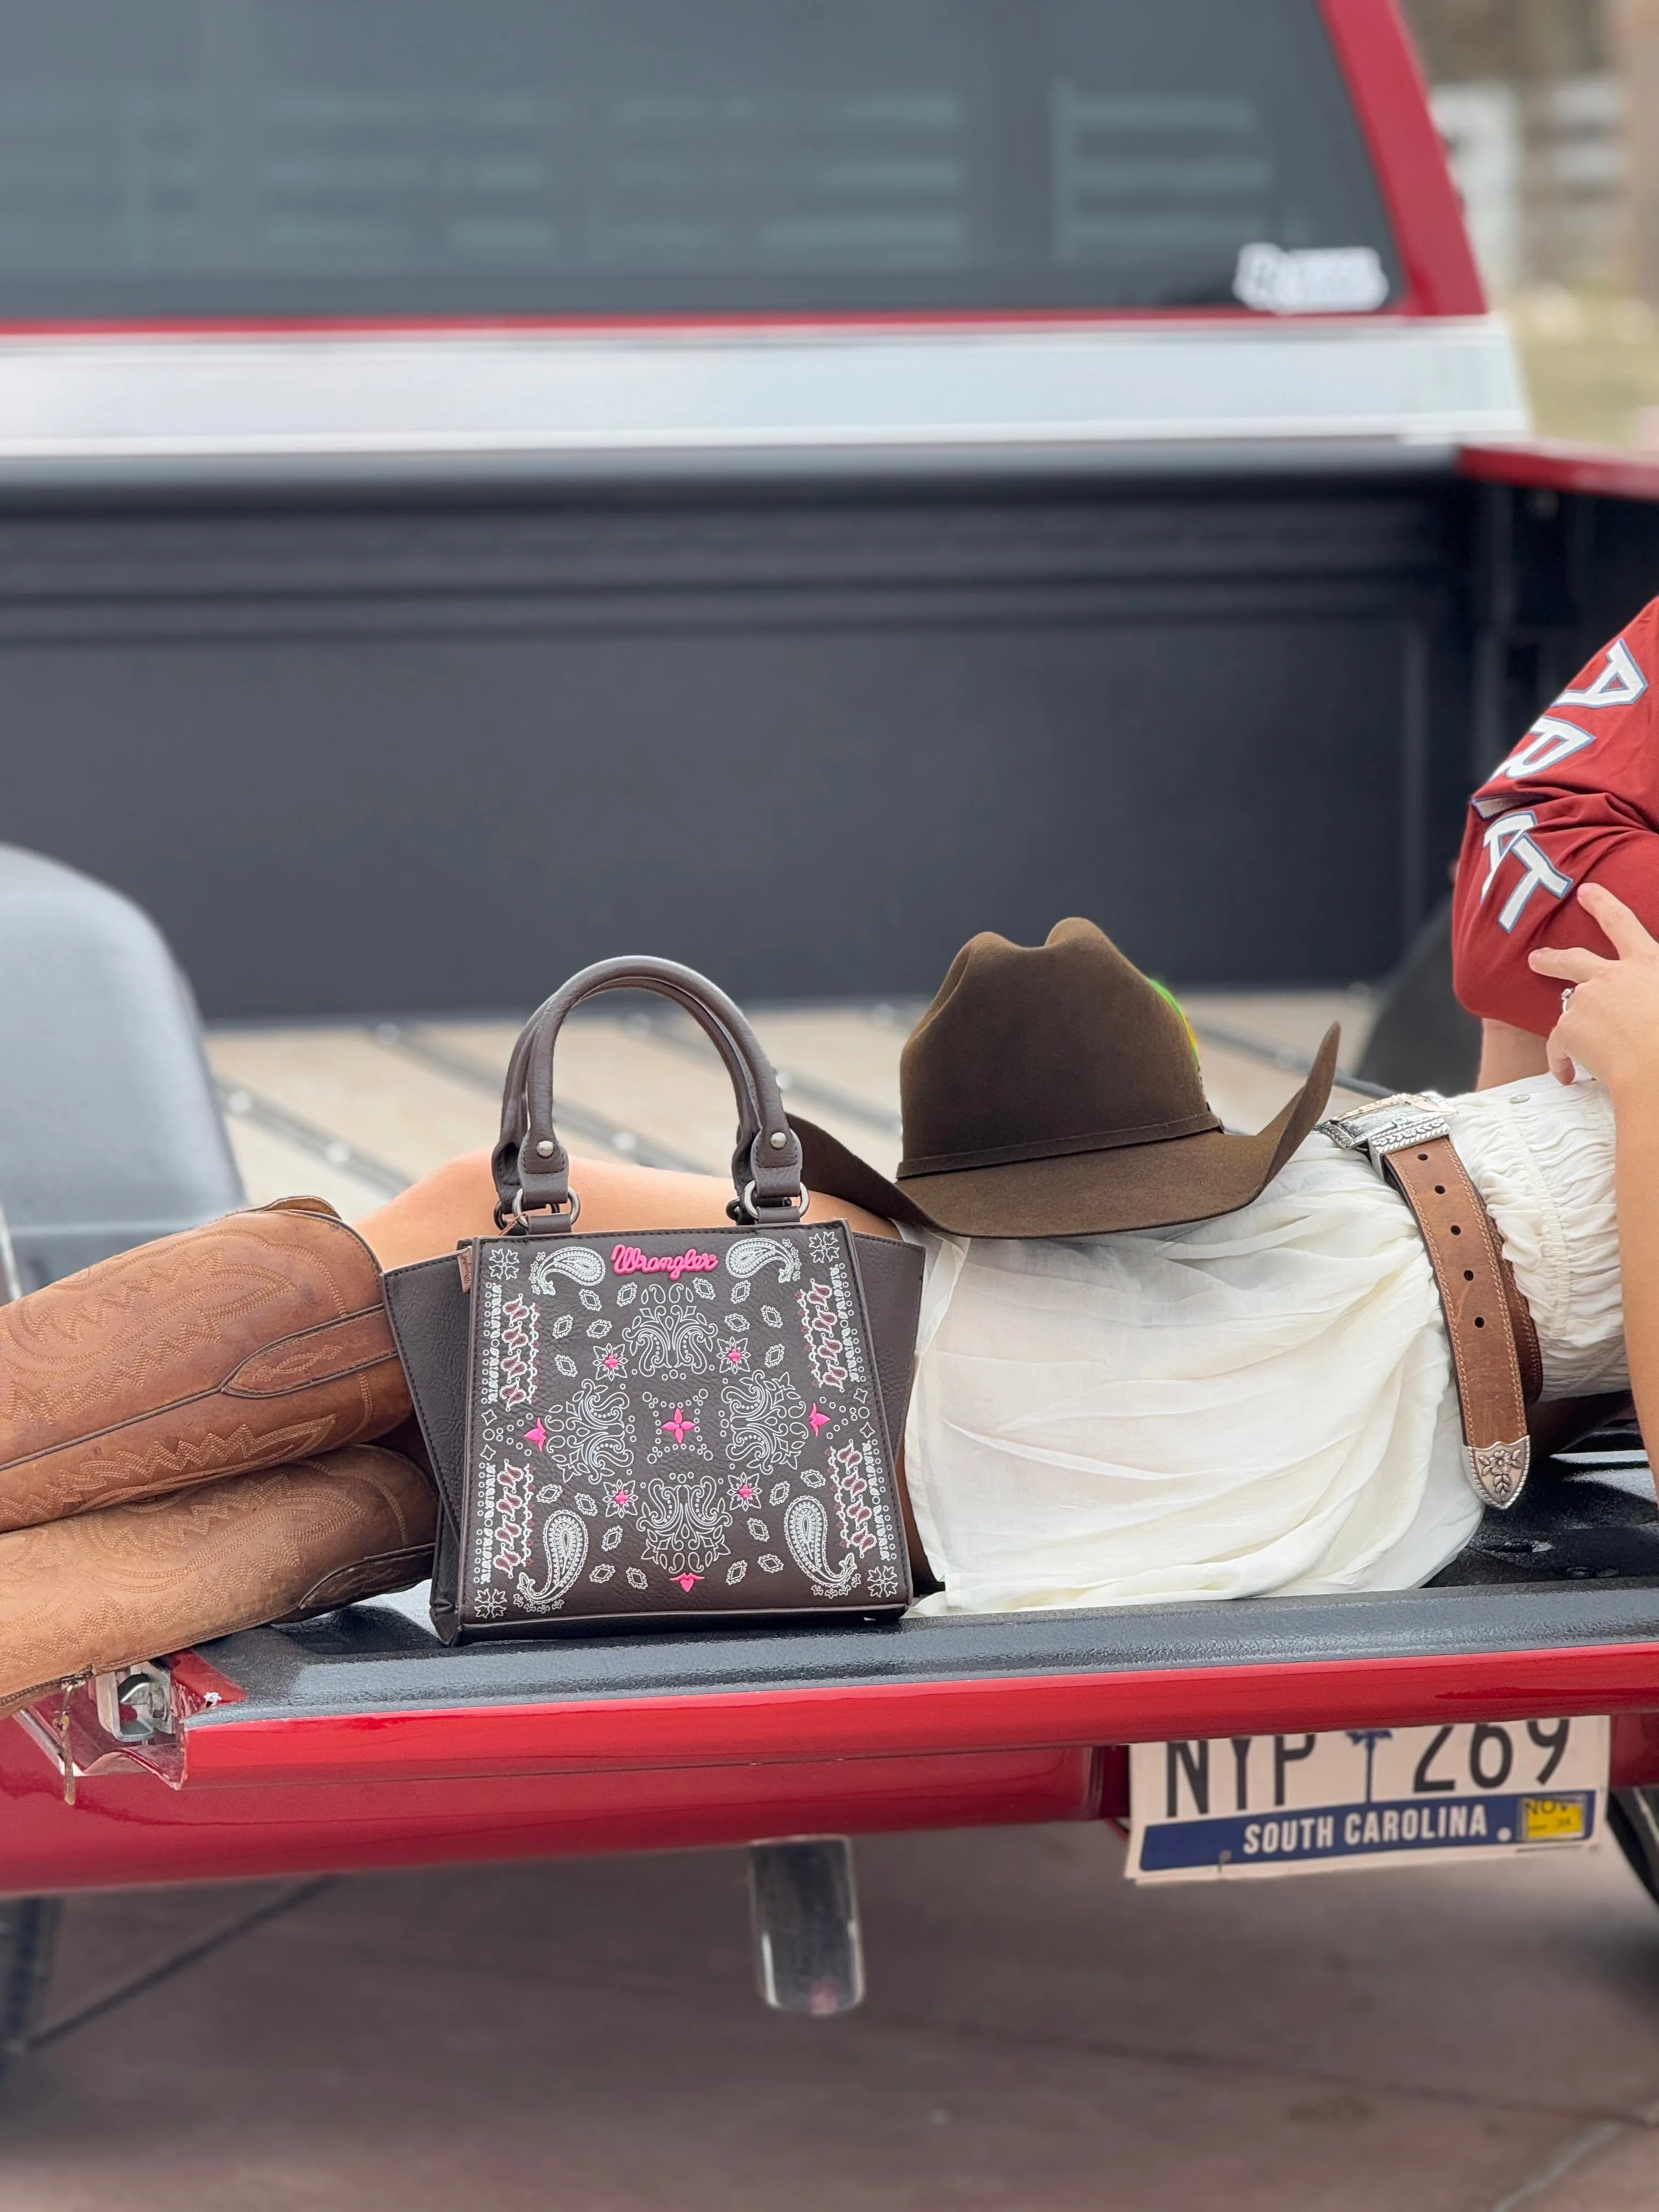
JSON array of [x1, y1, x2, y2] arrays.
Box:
[[793, 1025, 1340, 1239]]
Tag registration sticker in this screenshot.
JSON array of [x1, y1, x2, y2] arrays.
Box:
[[1126, 1717, 1607, 1883]]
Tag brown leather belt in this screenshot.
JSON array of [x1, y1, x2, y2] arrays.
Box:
[[1319, 1096, 1541, 1511]]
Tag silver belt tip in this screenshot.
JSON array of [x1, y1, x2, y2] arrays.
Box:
[[1463, 1435, 1531, 1511]]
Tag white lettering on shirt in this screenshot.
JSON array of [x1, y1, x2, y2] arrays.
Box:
[[1480, 809, 1574, 932]]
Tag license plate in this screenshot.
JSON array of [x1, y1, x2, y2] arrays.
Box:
[[1126, 1716, 1608, 1884]]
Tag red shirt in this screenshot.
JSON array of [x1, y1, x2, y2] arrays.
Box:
[[1452, 595, 1659, 1034]]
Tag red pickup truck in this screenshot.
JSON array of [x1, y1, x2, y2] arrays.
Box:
[[3, 0, 1659, 2052]]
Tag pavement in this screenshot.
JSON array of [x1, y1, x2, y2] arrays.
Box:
[[8, 988, 1659, 2210], [5, 1826, 1659, 2210]]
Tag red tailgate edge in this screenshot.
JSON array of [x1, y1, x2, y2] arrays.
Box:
[[1460, 439, 1659, 504], [165, 1640, 1659, 1789]]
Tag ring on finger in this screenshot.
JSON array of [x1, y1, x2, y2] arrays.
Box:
[[1561, 985, 1576, 1013]]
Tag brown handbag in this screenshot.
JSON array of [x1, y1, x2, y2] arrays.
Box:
[[384, 958, 923, 1642]]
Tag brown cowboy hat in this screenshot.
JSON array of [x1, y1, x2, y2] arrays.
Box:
[[790, 918, 1339, 1238]]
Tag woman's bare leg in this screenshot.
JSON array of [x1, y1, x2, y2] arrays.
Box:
[[356, 1148, 898, 1270]]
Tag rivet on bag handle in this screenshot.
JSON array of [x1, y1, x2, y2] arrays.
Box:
[[490, 956, 806, 1232]]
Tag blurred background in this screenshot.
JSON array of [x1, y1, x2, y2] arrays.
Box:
[[1408, 0, 1659, 448]]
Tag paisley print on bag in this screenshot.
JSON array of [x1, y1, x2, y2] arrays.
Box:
[[636, 1474, 732, 1580], [782, 1494, 860, 1598], [462, 1221, 906, 1629], [719, 1369, 809, 1478], [623, 1283, 724, 1376], [516, 1508, 588, 1612], [545, 1378, 635, 1484]]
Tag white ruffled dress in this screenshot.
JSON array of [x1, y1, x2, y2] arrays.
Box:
[[902, 1073, 1627, 1616]]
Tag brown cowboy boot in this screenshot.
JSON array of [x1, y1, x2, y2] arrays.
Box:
[[0, 1198, 410, 1534], [0, 1442, 437, 1712]]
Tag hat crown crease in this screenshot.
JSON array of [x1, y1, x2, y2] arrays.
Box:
[[898, 919, 1210, 1175]]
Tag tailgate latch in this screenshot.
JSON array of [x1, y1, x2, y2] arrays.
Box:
[[92, 1662, 175, 1745]]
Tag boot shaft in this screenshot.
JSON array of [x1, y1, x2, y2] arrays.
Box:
[[0, 1198, 410, 1531]]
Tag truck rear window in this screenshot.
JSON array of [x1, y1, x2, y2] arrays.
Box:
[[0, 0, 1400, 321]]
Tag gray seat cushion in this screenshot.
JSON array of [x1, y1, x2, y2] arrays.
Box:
[[0, 843, 244, 1289]]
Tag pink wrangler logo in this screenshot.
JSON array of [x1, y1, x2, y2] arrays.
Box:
[[611, 1243, 719, 1282]]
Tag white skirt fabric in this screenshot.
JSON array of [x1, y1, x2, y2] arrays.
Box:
[[902, 1072, 1625, 1617]]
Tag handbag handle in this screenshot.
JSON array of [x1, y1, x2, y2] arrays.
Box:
[[494, 963, 778, 1211], [492, 956, 805, 1232], [494, 978, 773, 1219]]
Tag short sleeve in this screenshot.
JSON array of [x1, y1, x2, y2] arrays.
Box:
[[1452, 597, 1659, 1033]]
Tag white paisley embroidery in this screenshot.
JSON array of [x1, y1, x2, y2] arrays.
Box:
[[719, 1369, 809, 1477], [516, 1509, 588, 1612], [726, 1237, 802, 1285], [782, 1494, 860, 1597], [623, 1282, 723, 1376], [636, 1475, 732, 1579], [529, 1245, 606, 1292], [546, 1378, 635, 1483]]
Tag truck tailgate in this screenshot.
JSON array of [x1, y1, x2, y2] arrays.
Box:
[[7, 1583, 1659, 1895]]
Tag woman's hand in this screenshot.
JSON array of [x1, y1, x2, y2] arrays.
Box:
[[1528, 882, 1659, 1093]]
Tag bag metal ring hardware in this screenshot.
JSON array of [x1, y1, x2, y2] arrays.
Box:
[[736, 1177, 808, 1225], [493, 1186, 582, 1233]]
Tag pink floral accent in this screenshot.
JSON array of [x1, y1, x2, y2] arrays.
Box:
[[612, 1487, 631, 1510], [674, 1573, 701, 1592], [603, 1353, 620, 1371], [808, 1404, 831, 1436], [662, 1406, 696, 1445], [725, 1344, 745, 1366], [523, 1420, 547, 1448], [737, 1483, 754, 1502]]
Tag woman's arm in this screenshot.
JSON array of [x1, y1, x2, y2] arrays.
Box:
[[1454, 600, 1659, 1045], [1529, 882, 1659, 1448], [1478, 1019, 1549, 1089]]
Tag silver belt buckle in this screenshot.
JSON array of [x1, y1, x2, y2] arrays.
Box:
[[1317, 1092, 1452, 1176]]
